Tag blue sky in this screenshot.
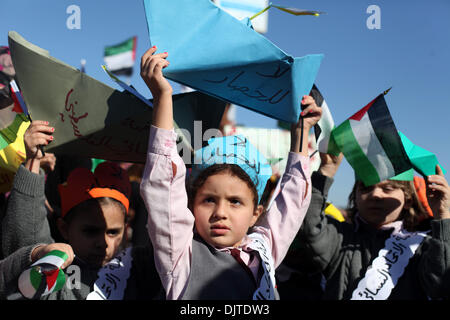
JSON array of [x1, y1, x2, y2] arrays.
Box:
[[1, 0, 449, 207]]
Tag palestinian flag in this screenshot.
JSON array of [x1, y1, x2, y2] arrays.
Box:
[[104, 36, 137, 76], [276, 84, 335, 143], [18, 250, 68, 299], [10, 79, 28, 115], [330, 90, 412, 186], [310, 84, 335, 154], [0, 81, 28, 151]]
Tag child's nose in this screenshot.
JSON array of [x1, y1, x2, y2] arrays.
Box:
[[370, 187, 384, 198], [95, 235, 108, 249], [212, 201, 227, 219]]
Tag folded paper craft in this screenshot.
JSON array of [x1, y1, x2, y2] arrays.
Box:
[[144, 0, 323, 123], [397, 131, 446, 177], [8, 31, 226, 163]]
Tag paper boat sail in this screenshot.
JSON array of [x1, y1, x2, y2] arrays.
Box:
[[144, 0, 323, 123]]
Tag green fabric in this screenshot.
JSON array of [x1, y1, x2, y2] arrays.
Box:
[[332, 119, 380, 186], [30, 267, 41, 290], [327, 130, 340, 155], [0, 113, 28, 150], [0, 134, 8, 150], [104, 37, 135, 56], [45, 249, 69, 261]]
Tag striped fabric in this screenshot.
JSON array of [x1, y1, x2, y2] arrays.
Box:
[[18, 250, 68, 299], [310, 84, 335, 154], [0, 80, 28, 151], [104, 37, 137, 76], [330, 92, 411, 186]]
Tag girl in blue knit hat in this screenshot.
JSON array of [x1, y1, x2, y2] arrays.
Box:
[[139, 46, 323, 300]]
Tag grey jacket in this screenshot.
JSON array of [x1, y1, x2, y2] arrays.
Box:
[[182, 236, 280, 300], [181, 236, 258, 300], [281, 171, 450, 300], [2, 164, 163, 300], [0, 244, 42, 299]]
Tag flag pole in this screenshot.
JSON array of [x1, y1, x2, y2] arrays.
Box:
[[299, 115, 304, 153], [383, 87, 392, 95], [10, 80, 45, 156]]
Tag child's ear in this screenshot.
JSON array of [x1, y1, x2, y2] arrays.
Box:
[[56, 218, 70, 241], [250, 204, 264, 227]]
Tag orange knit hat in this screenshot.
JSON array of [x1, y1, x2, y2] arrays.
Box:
[[58, 162, 131, 218]]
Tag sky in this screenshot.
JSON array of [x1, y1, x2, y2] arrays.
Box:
[[1, 0, 449, 207]]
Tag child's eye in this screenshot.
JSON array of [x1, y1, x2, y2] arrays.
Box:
[[383, 186, 396, 192], [359, 186, 373, 194], [83, 228, 99, 237], [203, 197, 215, 204], [107, 229, 121, 237], [230, 198, 241, 205]]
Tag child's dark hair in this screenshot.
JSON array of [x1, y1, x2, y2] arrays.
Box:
[[63, 197, 128, 224], [188, 164, 259, 210], [347, 180, 429, 231]]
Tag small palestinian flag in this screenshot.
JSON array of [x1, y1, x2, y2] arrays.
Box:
[[310, 84, 335, 154], [103, 36, 137, 76], [330, 90, 412, 186], [276, 84, 335, 142], [18, 250, 68, 299], [10, 79, 28, 115], [0, 81, 28, 151]]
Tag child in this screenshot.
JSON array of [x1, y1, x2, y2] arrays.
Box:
[[139, 46, 322, 299], [2, 121, 163, 300], [282, 151, 450, 300]]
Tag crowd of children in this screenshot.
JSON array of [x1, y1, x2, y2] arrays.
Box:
[[0, 39, 449, 301]]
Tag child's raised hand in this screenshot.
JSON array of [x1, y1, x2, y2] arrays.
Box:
[[318, 152, 344, 178], [31, 243, 74, 269], [426, 165, 450, 219], [290, 95, 322, 155], [141, 46, 174, 130], [299, 95, 322, 129], [40, 152, 56, 174], [140, 46, 172, 98], [23, 120, 54, 160]]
